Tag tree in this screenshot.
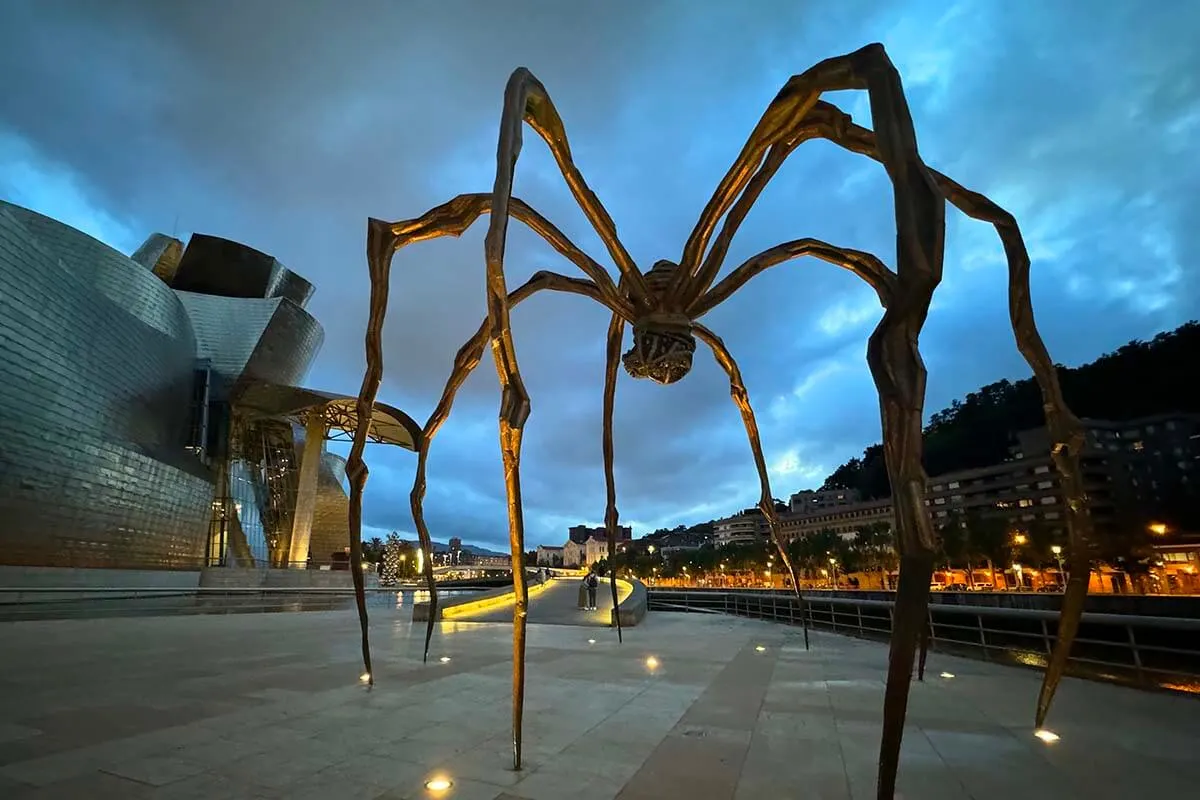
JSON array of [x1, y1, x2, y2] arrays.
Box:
[[362, 536, 385, 563], [819, 321, 1200, 499], [380, 532, 405, 586]]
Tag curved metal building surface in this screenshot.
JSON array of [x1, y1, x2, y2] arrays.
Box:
[[0, 200, 411, 574], [0, 203, 211, 568]]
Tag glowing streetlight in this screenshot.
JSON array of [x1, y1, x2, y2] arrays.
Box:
[[1013, 533, 1028, 546], [1149, 522, 1168, 536], [648, 544, 656, 554]]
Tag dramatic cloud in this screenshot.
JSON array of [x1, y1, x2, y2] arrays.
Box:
[[2, 0, 1197, 549]]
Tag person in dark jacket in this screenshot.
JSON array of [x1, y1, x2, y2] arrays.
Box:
[[586, 570, 599, 610]]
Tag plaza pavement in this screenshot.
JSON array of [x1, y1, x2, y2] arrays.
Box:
[[0, 600, 1196, 799]]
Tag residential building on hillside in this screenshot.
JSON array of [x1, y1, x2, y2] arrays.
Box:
[[789, 488, 862, 514], [780, 498, 893, 543], [713, 509, 769, 546]]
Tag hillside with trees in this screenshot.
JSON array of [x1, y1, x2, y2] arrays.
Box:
[[821, 321, 1199, 499]]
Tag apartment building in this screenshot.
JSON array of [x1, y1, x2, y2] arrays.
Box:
[[789, 488, 863, 514], [713, 508, 770, 546], [777, 413, 1198, 548]]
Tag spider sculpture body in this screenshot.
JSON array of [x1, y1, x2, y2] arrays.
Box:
[[346, 43, 1092, 799]]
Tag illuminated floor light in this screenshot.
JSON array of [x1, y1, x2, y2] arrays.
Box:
[[939, 672, 955, 679], [425, 776, 453, 792], [587, 639, 596, 644], [439, 656, 451, 663], [1034, 729, 1060, 743], [755, 645, 766, 652], [359, 672, 371, 683], [645, 656, 660, 670]]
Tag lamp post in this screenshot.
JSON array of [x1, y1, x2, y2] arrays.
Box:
[[829, 557, 838, 589], [1050, 545, 1065, 591]]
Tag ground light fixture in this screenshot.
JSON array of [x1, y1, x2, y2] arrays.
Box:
[[439, 656, 451, 663], [424, 776, 453, 792], [939, 672, 955, 679], [755, 645, 766, 652], [1034, 729, 1061, 743], [359, 672, 371, 683], [587, 638, 596, 644], [645, 656, 660, 671]]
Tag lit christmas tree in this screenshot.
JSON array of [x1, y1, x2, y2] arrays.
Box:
[[381, 532, 404, 587]]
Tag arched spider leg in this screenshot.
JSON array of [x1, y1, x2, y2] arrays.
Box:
[[803, 100, 1091, 730], [602, 310, 625, 642], [677, 43, 944, 800], [350, 191, 632, 684], [410, 272, 621, 664], [693, 323, 810, 650], [498, 68, 654, 310]]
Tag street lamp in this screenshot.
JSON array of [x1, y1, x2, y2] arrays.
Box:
[[1050, 545, 1065, 590], [1012, 533, 1028, 546], [829, 557, 838, 588], [648, 544, 656, 555], [1148, 522, 1168, 536]]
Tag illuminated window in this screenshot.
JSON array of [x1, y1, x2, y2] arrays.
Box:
[[1037, 480, 1053, 489], [1132, 441, 1145, 451], [1018, 499, 1033, 508], [948, 481, 960, 489], [1034, 465, 1050, 475]]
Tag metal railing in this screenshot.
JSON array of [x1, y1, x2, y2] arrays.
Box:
[[0, 586, 481, 622], [648, 589, 1200, 695]]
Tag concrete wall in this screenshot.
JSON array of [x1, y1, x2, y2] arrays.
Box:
[[0, 565, 202, 589], [198, 567, 356, 588]]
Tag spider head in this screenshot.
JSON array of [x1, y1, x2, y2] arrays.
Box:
[[622, 313, 695, 385]]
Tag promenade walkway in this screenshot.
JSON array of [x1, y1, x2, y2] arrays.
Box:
[[0, 604, 1195, 799], [453, 578, 630, 626]]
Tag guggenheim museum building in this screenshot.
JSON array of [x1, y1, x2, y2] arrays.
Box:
[[0, 200, 421, 571]]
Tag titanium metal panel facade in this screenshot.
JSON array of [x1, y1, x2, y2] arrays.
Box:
[[175, 292, 324, 392], [0, 205, 213, 569], [308, 452, 351, 564]]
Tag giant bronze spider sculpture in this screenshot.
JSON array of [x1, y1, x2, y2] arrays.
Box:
[[346, 43, 1092, 799]]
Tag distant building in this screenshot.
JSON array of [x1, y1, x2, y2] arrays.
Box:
[[780, 498, 893, 544], [536, 545, 564, 566], [789, 488, 861, 514], [567, 524, 632, 545], [713, 509, 770, 546]]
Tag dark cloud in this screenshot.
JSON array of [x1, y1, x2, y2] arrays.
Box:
[[2, 0, 1197, 550]]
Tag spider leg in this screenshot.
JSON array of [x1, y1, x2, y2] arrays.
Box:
[[689, 238, 895, 319], [673, 44, 944, 799], [804, 100, 1091, 731], [351, 201, 627, 682], [693, 323, 810, 650], [411, 272, 614, 663], [602, 311, 625, 642], [495, 68, 653, 309]]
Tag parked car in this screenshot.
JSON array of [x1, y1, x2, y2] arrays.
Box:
[[970, 582, 994, 591], [943, 582, 969, 592]]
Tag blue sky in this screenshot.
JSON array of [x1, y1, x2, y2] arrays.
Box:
[[2, 1, 1197, 550]]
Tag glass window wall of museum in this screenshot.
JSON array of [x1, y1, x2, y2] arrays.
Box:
[[206, 462, 270, 567]]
